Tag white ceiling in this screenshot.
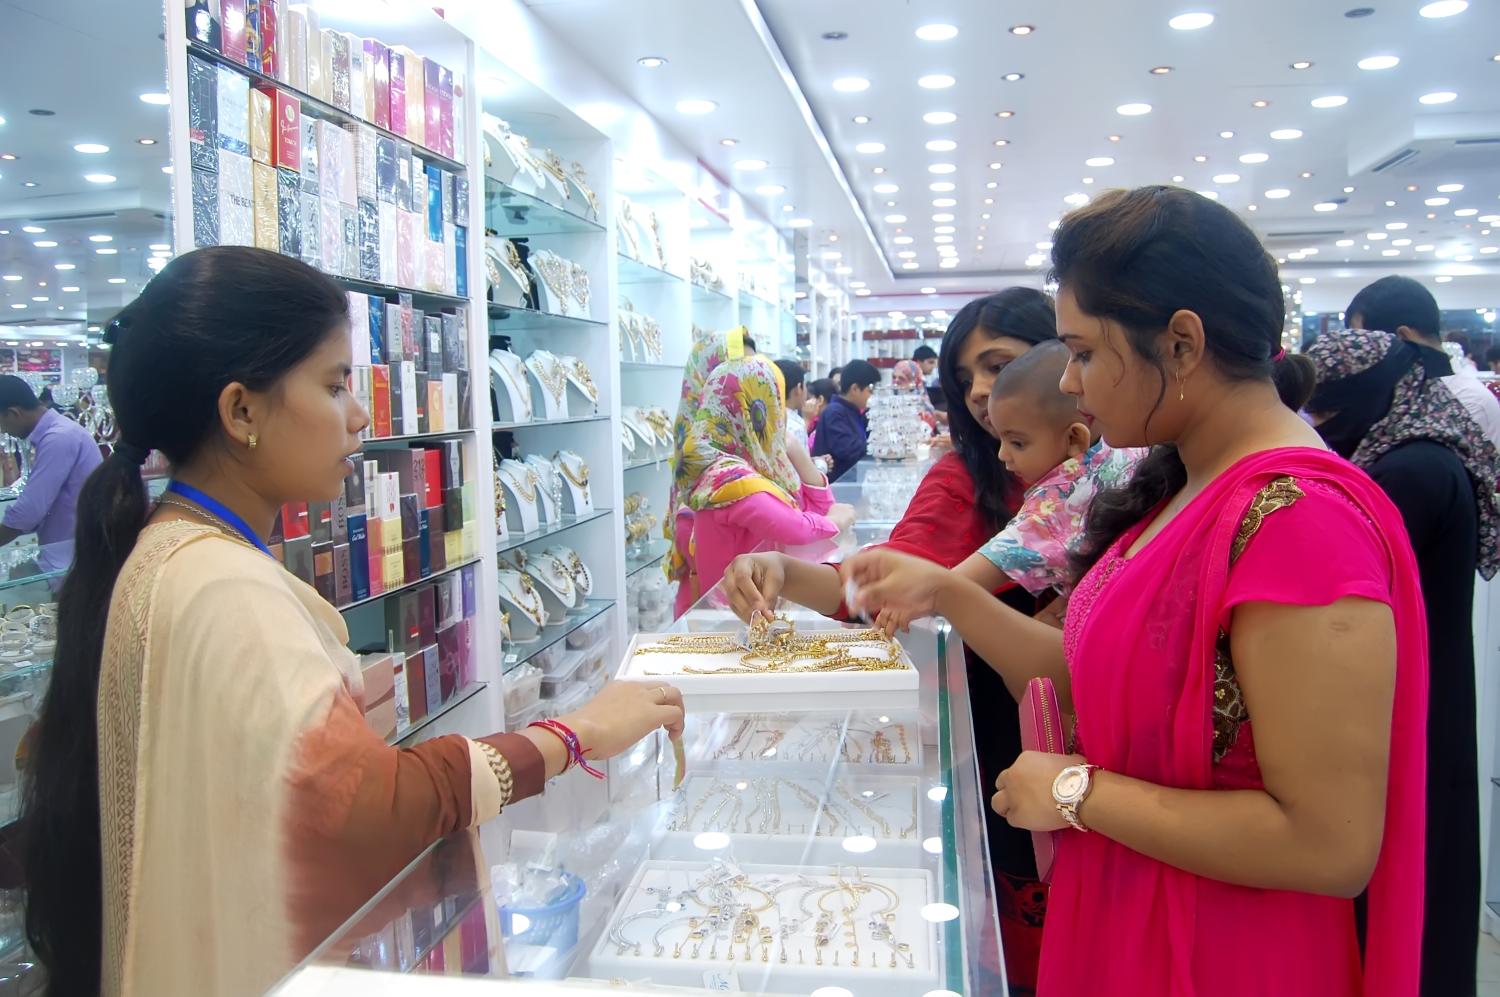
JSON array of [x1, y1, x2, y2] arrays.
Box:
[[0, 0, 173, 342], [526, 0, 1499, 317]]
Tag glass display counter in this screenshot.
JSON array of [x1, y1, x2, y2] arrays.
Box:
[[830, 455, 941, 527], [0, 541, 69, 830], [273, 520, 1006, 996]]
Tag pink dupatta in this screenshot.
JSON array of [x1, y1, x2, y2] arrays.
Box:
[[1044, 447, 1426, 996]]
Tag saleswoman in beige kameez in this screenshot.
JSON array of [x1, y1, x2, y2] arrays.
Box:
[[21, 246, 684, 997]]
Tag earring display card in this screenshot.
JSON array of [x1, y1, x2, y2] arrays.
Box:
[[587, 860, 938, 995]]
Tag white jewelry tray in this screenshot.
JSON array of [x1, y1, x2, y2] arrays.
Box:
[[584, 859, 939, 995], [614, 630, 920, 712]]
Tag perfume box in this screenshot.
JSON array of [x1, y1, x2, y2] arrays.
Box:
[[221, 0, 248, 64], [340, 201, 357, 278], [186, 0, 221, 51], [365, 38, 390, 130], [394, 47, 424, 147], [336, 125, 356, 205], [426, 379, 444, 433], [455, 618, 474, 687], [461, 564, 477, 619], [421, 645, 441, 713], [346, 32, 365, 121], [438, 65, 454, 160], [405, 646, 428, 722], [402, 537, 420, 585], [383, 301, 402, 362], [390, 651, 409, 734], [252, 160, 276, 250], [395, 141, 413, 211], [295, 5, 324, 100], [284, 534, 313, 587], [442, 373, 459, 431], [283, 500, 310, 539], [423, 59, 441, 156], [453, 175, 469, 226], [452, 71, 466, 164], [386, 589, 421, 656], [347, 292, 369, 366], [424, 235, 446, 295], [280, 4, 306, 90], [440, 439, 462, 490], [312, 541, 335, 603], [371, 363, 392, 437], [440, 171, 454, 227], [333, 542, 352, 606], [324, 29, 351, 112], [435, 570, 457, 627], [299, 189, 320, 269], [375, 447, 419, 496], [455, 370, 471, 430], [244, 0, 262, 73], [442, 222, 456, 295], [388, 47, 406, 137], [442, 486, 462, 532], [423, 314, 443, 373], [216, 66, 250, 155], [379, 201, 398, 286], [421, 450, 441, 508], [248, 86, 272, 164], [352, 366, 371, 440], [332, 491, 348, 543], [299, 116, 318, 191], [191, 168, 220, 248], [315, 119, 341, 203], [381, 515, 404, 592], [436, 624, 459, 701], [276, 167, 301, 258], [454, 226, 467, 298], [445, 528, 462, 572], [424, 164, 443, 243], [346, 454, 367, 514], [249, 0, 277, 78], [396, 209, 418, 289], [427, 506, 446, 574], [400, 361, 419, 435], [358, 653, 396, 739], [318, 193, 342, 274], [411, 165, 427, 235], [413, 371, 429, 432], [366, 294, 384, 364], [356, 124, 377, 202], [365, 515, 383, 599], [257, 86, 300, 171], [309, 499, 332, 544], [388, 361, 405, 435], [188, 55, 218, 171], [400, 294, 416, 358], [375, 136, 397, 203], [441, 311, 462, 372], [218, 150, 255, 247], [348, 511, 370, 602], [358, 198, 379, 281], [418, 509, 432, 578]]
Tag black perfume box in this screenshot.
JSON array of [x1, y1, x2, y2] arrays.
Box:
[[299, 190, 321, 269], [191, 167, 220, 248], [188, 54, 219, 171], [358, 197, 380, 281], [423, 314, 443, 373], [277, 167, 302, 259], [376, 135, 398, 204]]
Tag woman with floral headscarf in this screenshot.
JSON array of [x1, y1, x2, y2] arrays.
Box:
[[669, 355, 855, 616], [1305, 325, 1500, 997], [892, 359, 940, 434]]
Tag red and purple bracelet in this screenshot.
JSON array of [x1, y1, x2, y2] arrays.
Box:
[[528, 718, 605, 779]]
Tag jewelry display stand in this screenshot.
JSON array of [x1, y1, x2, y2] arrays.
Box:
[[622, 408, 660, 454], [490, 350, 535, 423], [586, 859, 938, 996], [616, 622, 920, 711], [497, 460, 542, 535], [554, 451, 594, 516], [545, 545, 594, 597], [482, 115, 550, 196], [523, 555, 577, 619], [525, 352, 571, 421], [496, 569, 547, 640], [524, 455, 563, 525], [559, 355, 599, 413]]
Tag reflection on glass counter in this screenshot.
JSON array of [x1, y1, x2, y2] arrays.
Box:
[[831, 454, 942, 527], [273, 570, 1005, 995]]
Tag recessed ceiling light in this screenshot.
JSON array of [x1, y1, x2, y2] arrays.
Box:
[[872, 183, 899, 194], [932, 212, 955, 222], [1172, 174, 1186, 183], [20, 225, 43, 234], [84, 173, 116, 184], [1290, 60, 1313, 70], [852, 115, 871, 125], [1169, 12, 1215, 29], [933, 236, 954, 244], [930, 181, 956, 192], [1314, 202, 1339, 212], [8, 304, 24, 310], [675, 98, 717, 114], [1251, 99, 1270, 108], [985, 181, 998, 189], [88, 234, 112, 243], [0, 275, 17, 281], [22, 181, 36, 187], [1426, 196, 1450, 206], [1436, 183, 1464, 193], [1264, 188, 1291, 199], [53, 263, 75, 270], [1345, 186, 1357, 193], [161, 165, 173, 174], [1085, 156, 1115, 167], [1388, 199, 1399, 206], [1419, 0, 1468, 16], [149, 243, 170, 251], [1366, 231, 1388, 239], [1213, 173, 1241, 183], [96, 247, 118, 255], [1357, 55, 1400, 71], [719, 138, 738, 147], [1197, 191, 1221, 200], [1270, 129, 1303, 141], [755, 184, 786, 196], [996, 110, 1015, 119], [923, 111, 957, 125], [1455, 208, 1479, 216], [1116, 103, 1152, 116], [1436, 275, 1454, 283], [732, 159, 768, 171], [138, 92, 169, 105], [872, 167, 886, 174], [1419, 91, 1457, 104], [1001, 73, 1024, 82], [1150, 66, 1173, 75], [62, 285, 79, 292], [855, 288, 872, 296], [74, 143, 109, 154], [902, 262, 921, 270], [1300, 171, 1314, 178], [108, 277, 127, 284], [988, 162, 1003, 170], [1009, 24, 1034, 35], [918, 74, 956, 89], [893, 236, 914, 245], [932, 197, 957, 207], [915, 23, 959, 41], [928, 163, 957, 174], [884, 214, 907, 223], [1311, 95, 1349, 108], [1386, 222, 1408, 230], [1392, 238, 1413, 246], [1193, 154, 1208, 162], [934, 225, 956, 234], [1108, 134, 1122, 142], [30, 296, 47, 302], [1063, 192, 1090, 206], [897, 250, 917, 259], [33, 239, 56, 248], [1246, 203, 1257, 211], [637, 56, 667, 68], [884, 200, 896, 207], [925, 139, 957, 152], [833, 77, 871, 93], [1219, 130, 1235, 139], [1336, 238, 1356, 247], [855, 142, 885, 154], [1239, 152, 1269, 164], [833, 265, 853, 275]]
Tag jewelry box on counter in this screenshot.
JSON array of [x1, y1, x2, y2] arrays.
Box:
[[613, 616, 919, 710], [586, 858, 939, 995]]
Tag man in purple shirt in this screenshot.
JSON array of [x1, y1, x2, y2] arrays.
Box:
[[0, 376, 102, 573]]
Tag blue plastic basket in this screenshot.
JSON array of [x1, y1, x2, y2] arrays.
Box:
[[498, 872, 587, 955]]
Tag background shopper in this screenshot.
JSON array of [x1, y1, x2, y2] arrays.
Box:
[[21, 248, 684, 997], [774, 358, 811, 449], [1307, 324, 1500, 997], [0, 375, 103, 574], [811, 358, 880, 481]]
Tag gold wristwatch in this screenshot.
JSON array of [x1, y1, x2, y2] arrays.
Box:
[[1052, 763, 1101, 832]]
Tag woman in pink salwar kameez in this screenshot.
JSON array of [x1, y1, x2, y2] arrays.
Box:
[[831, 187, 1427, 996]]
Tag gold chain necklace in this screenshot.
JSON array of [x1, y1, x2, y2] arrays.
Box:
[[493, 352, 533, 419], [503, 241, 533, 295], [499, 571, 545, 620], [568, 357, 598, 400], [527, 353, 568, 406], [492, 466, 508, 518], [498, 462, 539, 503], [568, 261, 592, 313], [530, 252, 574, 308], [554, 451, 591, 501], [535, 554, 575, 598]]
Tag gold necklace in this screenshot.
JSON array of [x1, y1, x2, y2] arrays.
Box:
[[568, 261, 592, 313], [493, 352, 533, 419], [568, 357, 598, 400], [492, 466, 509, 518], [530, 252, 574, 308], [527, 353, 568, 406], [567, 160, 599, 218], [554, 451, 591, 501], [502, 240, 533, 295], [498, 462, 538, 503], [499, 571, 545, 620], [535, 554, 575, 598]]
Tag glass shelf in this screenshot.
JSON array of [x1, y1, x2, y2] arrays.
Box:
[[625, 540, 670, 578], [616, 254, 683, 286], [186, 41, 466, 174], [502, 598, 615, 674], [0, 657, 53, 690], [360, 429, 470, 448], [336, 557, 482, 614], [391, 682, 487, 746], [487, 304, 608, 335], [691, 283, 733, 308], [621, 361, 682, 372], [484, 181, 605, 237], [496, 508, 612, 554], [491, 415, 608, 432], [0, 564, 66, 594], [624, 455, 671, 471], [331, 274, 468, 308]]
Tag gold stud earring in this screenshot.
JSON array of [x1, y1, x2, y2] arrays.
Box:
[[248, 434, 258, 449]]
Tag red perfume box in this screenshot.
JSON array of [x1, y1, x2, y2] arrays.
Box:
[[254, 84, 301, 172], [371, 363, 392, 438]]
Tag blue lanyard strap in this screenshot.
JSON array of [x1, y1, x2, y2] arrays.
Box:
[[164, 480, 273, 558]]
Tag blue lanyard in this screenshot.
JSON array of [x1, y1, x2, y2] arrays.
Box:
[[165, 480, 272, 558]]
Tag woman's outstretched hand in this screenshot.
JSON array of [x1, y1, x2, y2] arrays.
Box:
[[839, 548, 949, 633], [721, 552, 786, 622], [561, 681, 686, 761]]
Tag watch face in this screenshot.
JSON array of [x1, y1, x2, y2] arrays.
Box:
[[1054, 767, 1087, 803]]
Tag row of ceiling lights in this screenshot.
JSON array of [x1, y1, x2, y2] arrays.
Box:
[[0, 92, 169, 189]]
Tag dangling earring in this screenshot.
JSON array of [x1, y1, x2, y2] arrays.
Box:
[[248, 433, 258, 450], [1176, 369, 1186, 403]]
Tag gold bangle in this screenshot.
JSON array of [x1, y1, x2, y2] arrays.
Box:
[[476, 740, 515, 809]]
